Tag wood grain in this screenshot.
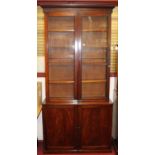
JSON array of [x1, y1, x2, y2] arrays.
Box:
[[42, 104, 75, 152], [43, 102, 112, 153]]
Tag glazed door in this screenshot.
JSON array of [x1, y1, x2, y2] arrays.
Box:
[[80, 11, 110, 99], [46, 10, 77, 100], [45, 9, 111, 101], [43, 105, 75, 152], [78, 104, 112, 150]]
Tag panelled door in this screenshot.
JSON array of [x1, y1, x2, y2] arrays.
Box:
[[78, 104, 112, 150], [43, 105, 75, 152], [43, 104, 112, 152], [45, 9, 111, 101]]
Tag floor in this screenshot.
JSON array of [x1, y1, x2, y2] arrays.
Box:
[[37, 142, 117, 155]]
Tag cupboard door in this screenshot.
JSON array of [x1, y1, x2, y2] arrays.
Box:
[[78, 105, 112, 150], [81, 15, 109, 99], [43, 105, 75, 152], [47, 16, 76, 99]]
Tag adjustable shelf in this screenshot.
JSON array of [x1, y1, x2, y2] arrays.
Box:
[[82, 80, 106, 83], [82, 29, 107, 32], [48, 28, 74, 32], [49, 80, 75, 84]]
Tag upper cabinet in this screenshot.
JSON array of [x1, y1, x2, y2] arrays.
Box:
[[43, 8, 112, 101]]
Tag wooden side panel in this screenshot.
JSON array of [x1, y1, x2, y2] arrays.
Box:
[[42, 105, 75, 152], [78, 104, 112, 150]]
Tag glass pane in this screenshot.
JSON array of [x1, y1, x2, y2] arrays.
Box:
[[81, 16, 108, 99], [49, 84, 74, 98], [49, 59, 74, 81], [82, 32, 107, 48], [49, 48, 74, 59], [82, 48, 106, 59], [48, 16, 74, 31], [82, 63, 106, 80], [82, 83, 106, 98], [48, 32, 74, 48], [48, 16, 75, 99], [82, 16, 107, 31]]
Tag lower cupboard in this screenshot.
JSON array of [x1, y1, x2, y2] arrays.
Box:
[[42, 102, 112, 153]]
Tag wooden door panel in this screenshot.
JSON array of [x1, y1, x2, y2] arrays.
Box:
[[43, 105, 75, 151], [78, 105, 112, 150]]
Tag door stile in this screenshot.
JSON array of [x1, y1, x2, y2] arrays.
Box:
[[74, 15, 78, 99], [75, 14, 82, 99]]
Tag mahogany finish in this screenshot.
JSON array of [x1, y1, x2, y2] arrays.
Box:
[[43, 103, 112, 153], [38, 0, 118, 8], [40, 4, 114, 153], [78, 104, 112, 151], [42, 104, 75, 153], [37, 72, 118, 78]]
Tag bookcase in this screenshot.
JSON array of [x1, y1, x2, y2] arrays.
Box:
[[38, 3, 117, 153]]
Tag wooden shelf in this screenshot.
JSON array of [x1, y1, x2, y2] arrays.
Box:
[[50, 46, 107, 49], [49, 80, 74, 84], [83, 63, 107, 66], [82, 62, 107, 65], [48, 29, 74, 32], [48, 59, 73, 65], [82, 58, 106, 65], [82, 57, 106, 60], [82, 80, 106, 83], [49, 46, 74, 49], [82, 47, 107, 49], [48, 57, 74, 59], [82, 46, 108, 48], [82, 29, 107, 32], [82, 57, 106, 59], [81, 96, 106, 100]]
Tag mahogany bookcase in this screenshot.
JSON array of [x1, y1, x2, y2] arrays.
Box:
[[38, 1, 117, 153]]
